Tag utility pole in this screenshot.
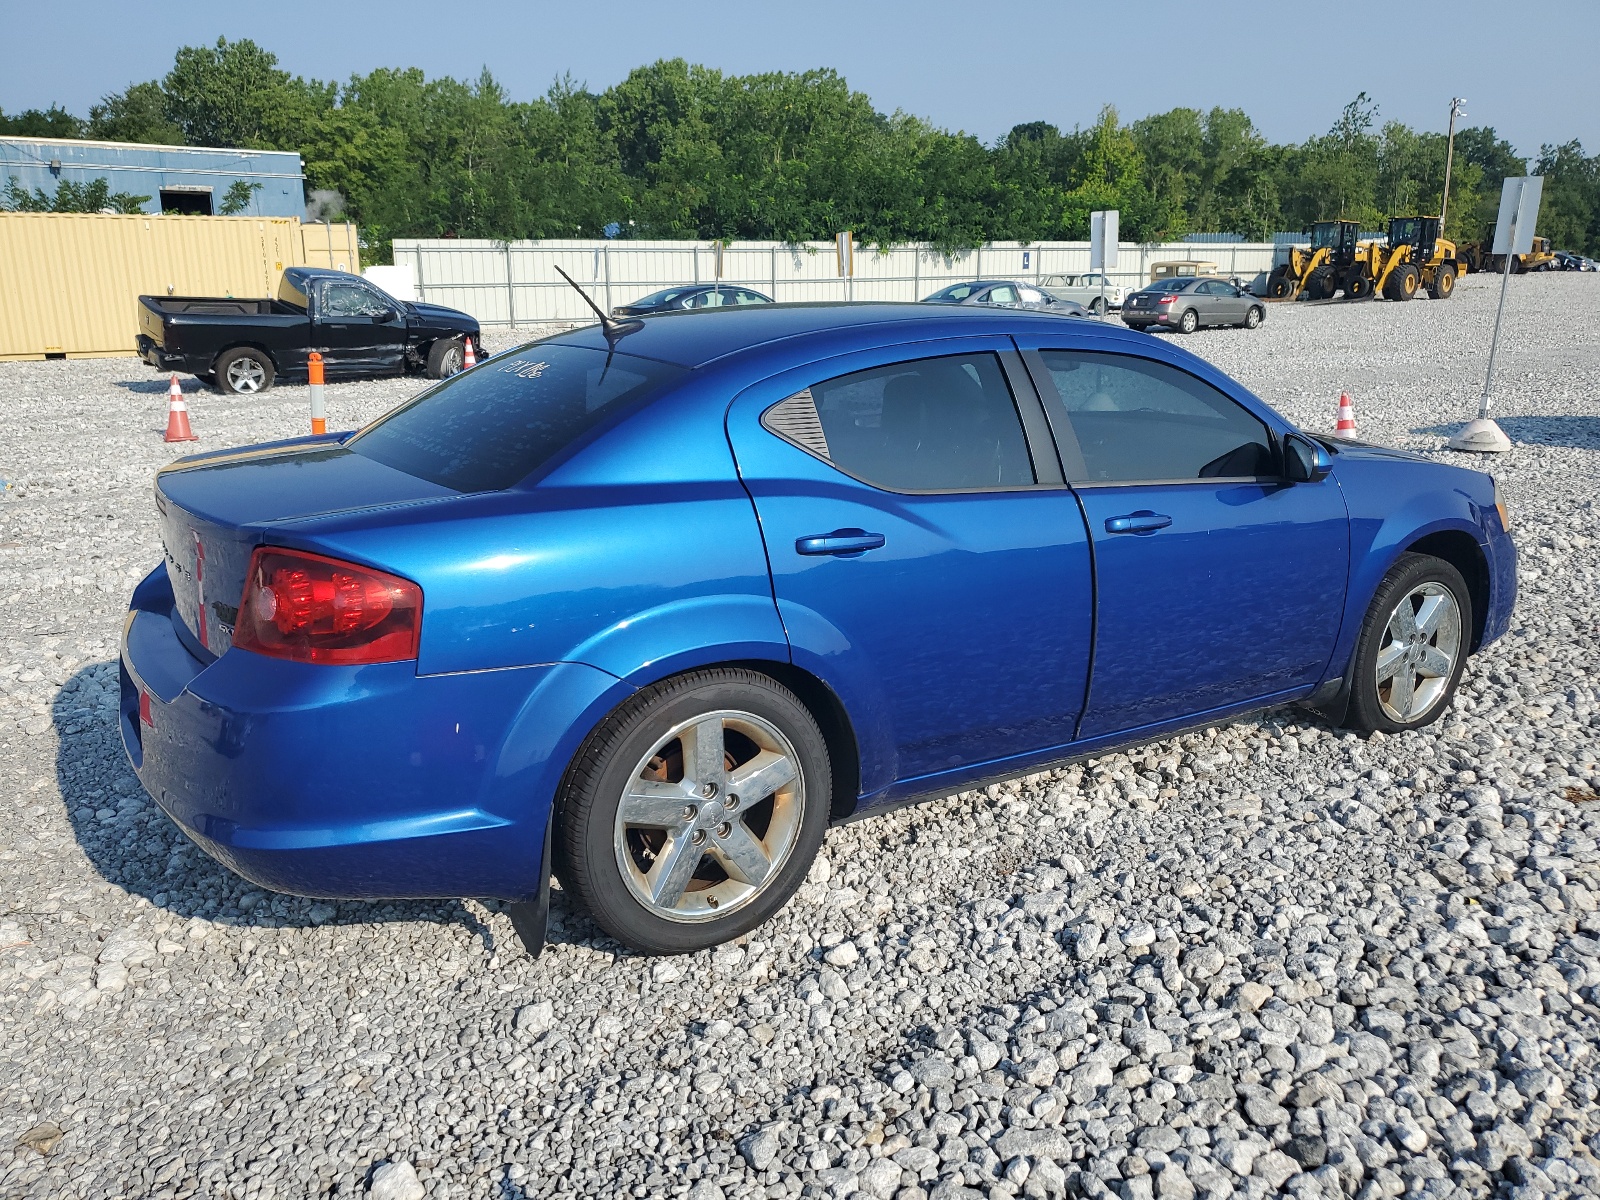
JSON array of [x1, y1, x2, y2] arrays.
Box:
[[1441, 97, 1466, 229]]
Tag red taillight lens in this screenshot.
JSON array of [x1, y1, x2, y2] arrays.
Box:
[[233, 547, 421, 665], [1157, 296, 1176, 305]]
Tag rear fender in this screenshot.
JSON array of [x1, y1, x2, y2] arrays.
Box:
[[568, 594, 791, 684]]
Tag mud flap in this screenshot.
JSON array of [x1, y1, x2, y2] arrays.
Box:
[[504, 813, 555, 957]]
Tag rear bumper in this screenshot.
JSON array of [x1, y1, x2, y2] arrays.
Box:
[[119, 564, 611, 900], [136, 334, 195, 373]]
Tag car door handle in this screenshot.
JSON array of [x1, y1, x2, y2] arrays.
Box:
[[1104, 511, 1172, 535], [795, 529, 886, 557]]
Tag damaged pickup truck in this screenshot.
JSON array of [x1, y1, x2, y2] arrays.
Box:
[[137, 266, 481, 395]]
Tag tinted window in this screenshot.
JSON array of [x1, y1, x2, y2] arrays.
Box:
[[925, 282, 982, 302], [1146, 279, 1189, 293], [734, 290, 768, 305], [689, 289, 731, 308], [987, 285, 1018, 304], [784, 353, 1035, 491], [1038, 350, 1274, 483], [349, 345, 685, 491]]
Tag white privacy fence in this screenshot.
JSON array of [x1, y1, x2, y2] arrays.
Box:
[[391, 238, 1281, 326]]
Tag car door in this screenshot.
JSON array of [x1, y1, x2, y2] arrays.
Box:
[[1189, 280, 1223, 326], [316, 280, 406, 376], [1017, 340, 1350, 739], [725, 339, 1094, 796]]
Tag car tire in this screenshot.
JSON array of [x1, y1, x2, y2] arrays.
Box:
[[1089, 297, 1106, 316], [1344, 553, 1472, 735], [1243, 306, 1263, 329], [214, 347, 275, 395], [1428, 264, 1457, 299], [425, 338, 465, 379], [554, 668, 831, 955], [1178, 308, 1199, 334], [1383, 264, 1419, 301]]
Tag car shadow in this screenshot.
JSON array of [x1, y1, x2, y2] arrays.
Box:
[[51, 663, 600, 957], [112, 377, 208, 395], [1414, 416, 1600, 450]]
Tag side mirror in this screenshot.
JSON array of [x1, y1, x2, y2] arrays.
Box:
[[1284, 433, 1333, 483]]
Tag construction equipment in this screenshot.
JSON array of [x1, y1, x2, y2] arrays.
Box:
[[1461, 234, 1554, 275], [1368, 215, 1461, 301], [1265, 221, 1367, 300]]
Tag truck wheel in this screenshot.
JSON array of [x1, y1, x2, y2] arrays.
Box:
[[425, 338, 465, 379], [1347, 275, 1372, 299], [215, 348, 274, 395], [1267, 269, 1293, 299], [1383, 265, 1419, 301], [1306, 265, 1335, 300], [1428, 265, 1457, 299]]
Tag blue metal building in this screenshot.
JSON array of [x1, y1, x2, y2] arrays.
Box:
[[0, 136, 304, 217]]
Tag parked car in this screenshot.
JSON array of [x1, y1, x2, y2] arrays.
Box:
[[1123, 277, 1266, 333], [121, 302, 1515, 956], [612, 284, 773, 316], [921, 280, 1087, 316], [137, 267, 480, 396], [1148, 260, 1220, 284], [1038, 272, 1125, 314]]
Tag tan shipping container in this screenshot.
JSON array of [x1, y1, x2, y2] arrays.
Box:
[[0, 213, 359, 360]]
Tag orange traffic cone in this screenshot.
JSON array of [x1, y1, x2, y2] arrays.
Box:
[[164, 374, 198, 443], [462, 335, 477, 370], [1332, 392, 1357, 439]]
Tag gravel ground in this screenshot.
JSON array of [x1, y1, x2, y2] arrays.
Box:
[[2, 276, 1599, 1200]]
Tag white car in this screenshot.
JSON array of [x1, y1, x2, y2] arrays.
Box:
[[1038, 272, 1126, 314]]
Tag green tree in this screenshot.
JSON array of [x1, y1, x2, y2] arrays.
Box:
[[2, 176, 149, 213], [87, 82, 184, 144], [0, 105, 85, 138]]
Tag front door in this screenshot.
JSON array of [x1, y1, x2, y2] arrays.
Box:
[[727, 340, 1094, 796], [1023, 343, 1350, 738], [315, 279, 406, 376]]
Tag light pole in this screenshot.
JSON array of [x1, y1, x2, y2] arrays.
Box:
[[1441, 97, 1466, 230]]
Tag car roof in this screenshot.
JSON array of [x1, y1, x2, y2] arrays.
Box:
[[544, 301, 1142, 369]]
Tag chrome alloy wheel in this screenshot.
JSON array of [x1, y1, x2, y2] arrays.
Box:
[[226, 356, 267, 393], [613, 710, 805, 922], [442, 345, 463, 375], [1375, 582, 1462, 722]]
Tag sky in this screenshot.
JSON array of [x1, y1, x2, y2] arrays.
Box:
[[3, 0, 1594, 158]]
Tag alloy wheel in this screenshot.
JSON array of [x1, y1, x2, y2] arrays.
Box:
[[612, 709, 805, 922], [227, 358, 266, 393], [1374, 582, 1461, 722]]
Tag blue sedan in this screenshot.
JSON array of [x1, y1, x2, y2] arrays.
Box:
[[120, 303, 1517, 955]]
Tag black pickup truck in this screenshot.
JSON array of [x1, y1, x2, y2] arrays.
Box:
[[136, 267, 481, 395]]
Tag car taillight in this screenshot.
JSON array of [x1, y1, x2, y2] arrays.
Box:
[[1157, 296, 1176, 305], [233, 547, 421, 665]]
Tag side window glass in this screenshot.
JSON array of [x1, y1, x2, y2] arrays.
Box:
[[987, 285, 1017, 304], [324, 283, 385, 317], [1038, 350, 1274, 483], [763, 353, 1035, 492], [1017, 286, 1045, 304]]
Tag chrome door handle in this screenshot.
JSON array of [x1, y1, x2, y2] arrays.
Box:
[[1104, 511, 1172, 535], [795, 529, 886, 557]]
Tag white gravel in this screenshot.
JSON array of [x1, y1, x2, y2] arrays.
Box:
[[2, 277, 1599, 1200]]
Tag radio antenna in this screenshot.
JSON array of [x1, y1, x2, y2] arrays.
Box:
[[554, 265, 641, 341]]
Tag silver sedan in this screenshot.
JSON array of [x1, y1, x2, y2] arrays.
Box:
[[1121, 277, 1266, 333], [922, 280, 1088, 318]]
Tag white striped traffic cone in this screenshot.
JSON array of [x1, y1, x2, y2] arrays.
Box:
[[462, 336, 477, 370], [164, 374, 197, 442], [1332, 392, 1357, 439]]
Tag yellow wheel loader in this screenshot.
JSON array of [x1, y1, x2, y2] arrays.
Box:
[[1370, 216, 1461, 301], [1265, 221, 1365, 300]]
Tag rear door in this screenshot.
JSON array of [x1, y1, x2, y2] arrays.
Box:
[[1017, 338, 1350, 738], [726, 338, 1093, 796], [315, 280, 406, 376]]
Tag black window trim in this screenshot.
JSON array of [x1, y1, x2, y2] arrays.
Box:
[[760, 347, 1064, 496], [1019, 345, 1287, 487]]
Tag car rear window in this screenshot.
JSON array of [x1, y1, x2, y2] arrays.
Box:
[[348, 344, 685, 491]]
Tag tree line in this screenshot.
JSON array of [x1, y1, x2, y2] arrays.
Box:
[[2, 37, 1596, 260]]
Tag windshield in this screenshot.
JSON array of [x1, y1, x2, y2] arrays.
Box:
[[1389, 218, 1420, 246], [1311, 223, 1341, 249], [349, 344, 686, 491]]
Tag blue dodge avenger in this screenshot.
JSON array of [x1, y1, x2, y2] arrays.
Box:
[[120, 302, 1516, 956]]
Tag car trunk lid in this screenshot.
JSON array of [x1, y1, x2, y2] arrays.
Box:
[[154, 439, 456, 655]]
